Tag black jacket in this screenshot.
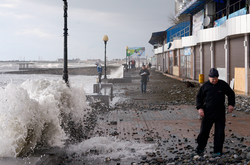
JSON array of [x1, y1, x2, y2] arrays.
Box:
[[139, 68, 150, 82], [196, 79, 235, 118]]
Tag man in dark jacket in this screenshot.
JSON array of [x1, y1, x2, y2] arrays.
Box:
[[139, 65, 150, 93], [196, 68, 235, 156]]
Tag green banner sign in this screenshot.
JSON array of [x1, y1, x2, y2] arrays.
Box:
[[127, 47, 145, 57]]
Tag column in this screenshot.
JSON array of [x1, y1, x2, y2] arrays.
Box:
[[200, 43, 203, 74], [192, 47, 195, 80], [225, 37, 230, 83], [245, 34, 249, 94], [211, 42, 214, 68]]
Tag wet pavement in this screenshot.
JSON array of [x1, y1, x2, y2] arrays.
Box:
[[72, 106, 250, 164]]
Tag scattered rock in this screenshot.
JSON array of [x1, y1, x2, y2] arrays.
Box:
[[247, 152, 250, 159], [110, 121, 117, 125], [105, 157, 111, 161]]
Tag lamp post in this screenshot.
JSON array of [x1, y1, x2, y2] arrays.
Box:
[[62, 0, 69, 86], [128, 50, 130, 69], [102, 35, 109, 79], [138, 52, 140, 68], [125, 46, 128, 72], [125, 46, 128, 66], [146, 55, 148, 64]]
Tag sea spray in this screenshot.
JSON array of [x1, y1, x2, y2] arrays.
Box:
[[67, 137, 156, 160], [109, 66, 123, 78], [0, 79, 90, 157]]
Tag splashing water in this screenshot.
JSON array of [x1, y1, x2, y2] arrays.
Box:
[[109, 66, 124, 78], [0, 79, 90, 157], [67, 137, 156, 160]]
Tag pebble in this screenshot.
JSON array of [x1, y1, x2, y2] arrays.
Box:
[[193, 155, 200, 159], [157, 158, 164, 163], [131, 163, 137, 165], [233, 154, 238, 159], [105, 157, 111, 161], [141, 155, 147, 160], [247, 152, 250, 159]]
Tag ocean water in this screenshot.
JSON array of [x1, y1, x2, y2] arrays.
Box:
[[0, 62, 154, 160]]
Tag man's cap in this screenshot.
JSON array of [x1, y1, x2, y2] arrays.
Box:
[[95, 62, 99, 65], [208, 68, 219, 78]]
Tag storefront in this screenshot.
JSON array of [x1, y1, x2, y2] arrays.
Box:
[[169, 51, 173, 74], [180, 47, 191, 78]]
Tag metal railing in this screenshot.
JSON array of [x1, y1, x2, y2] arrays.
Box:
[[169, 25, 190, 42], [214, 0, 246, 20]]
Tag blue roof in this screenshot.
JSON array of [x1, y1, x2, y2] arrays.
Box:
[[175, 0, 206, 19]]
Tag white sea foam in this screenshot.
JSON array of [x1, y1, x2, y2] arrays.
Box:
[[0, 79, 90, 157], [0, 62, 134, 159], [0, 62, 19, 72], [109, 66, 123, 78], [67, 137, 156, 160]]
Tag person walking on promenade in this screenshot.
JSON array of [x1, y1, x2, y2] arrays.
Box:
[[146, 64, 150, 82], [148, 62, 152, 69], [95, 62, 102, 83], [139, 64, 150, 93], [195, 68, 235, 156], [131, 60, 134, 69]]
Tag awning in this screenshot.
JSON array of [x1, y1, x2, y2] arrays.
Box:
[[148, 31, 166, 45], [175, 0, 206, 19]]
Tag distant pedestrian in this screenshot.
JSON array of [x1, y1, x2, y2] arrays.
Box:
[[195, 68, 235, 156], [146, 64, 150, 82], [128, 61, 131, 69], [95, 62, 102, 83], [139, 64, 150, 93], [148, 62, 152, 69], [132, 60, 135, 69]]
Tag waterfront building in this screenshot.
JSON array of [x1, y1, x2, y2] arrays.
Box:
[[149, 0, 250, 94]]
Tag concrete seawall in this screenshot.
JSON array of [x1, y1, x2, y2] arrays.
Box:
[[3, 66, 120, 75]]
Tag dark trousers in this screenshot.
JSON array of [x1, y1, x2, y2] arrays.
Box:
[[98, 73, 102, 83], [197, 117, 225, 153], [141, 81, 147, 93]]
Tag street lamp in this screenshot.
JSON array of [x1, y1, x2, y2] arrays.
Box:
[[125, 46, 128, 66], [62, 0, 69, 86], [128, 50, 130, 69], [102, 35, 109, 79], [146, 55, 148, 64], [138, 52, 140, 68]]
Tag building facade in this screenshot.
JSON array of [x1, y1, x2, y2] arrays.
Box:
[[149, 0, 250, 94]]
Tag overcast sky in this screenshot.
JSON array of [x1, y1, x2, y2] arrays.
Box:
[[0, 0, 175, 61]]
